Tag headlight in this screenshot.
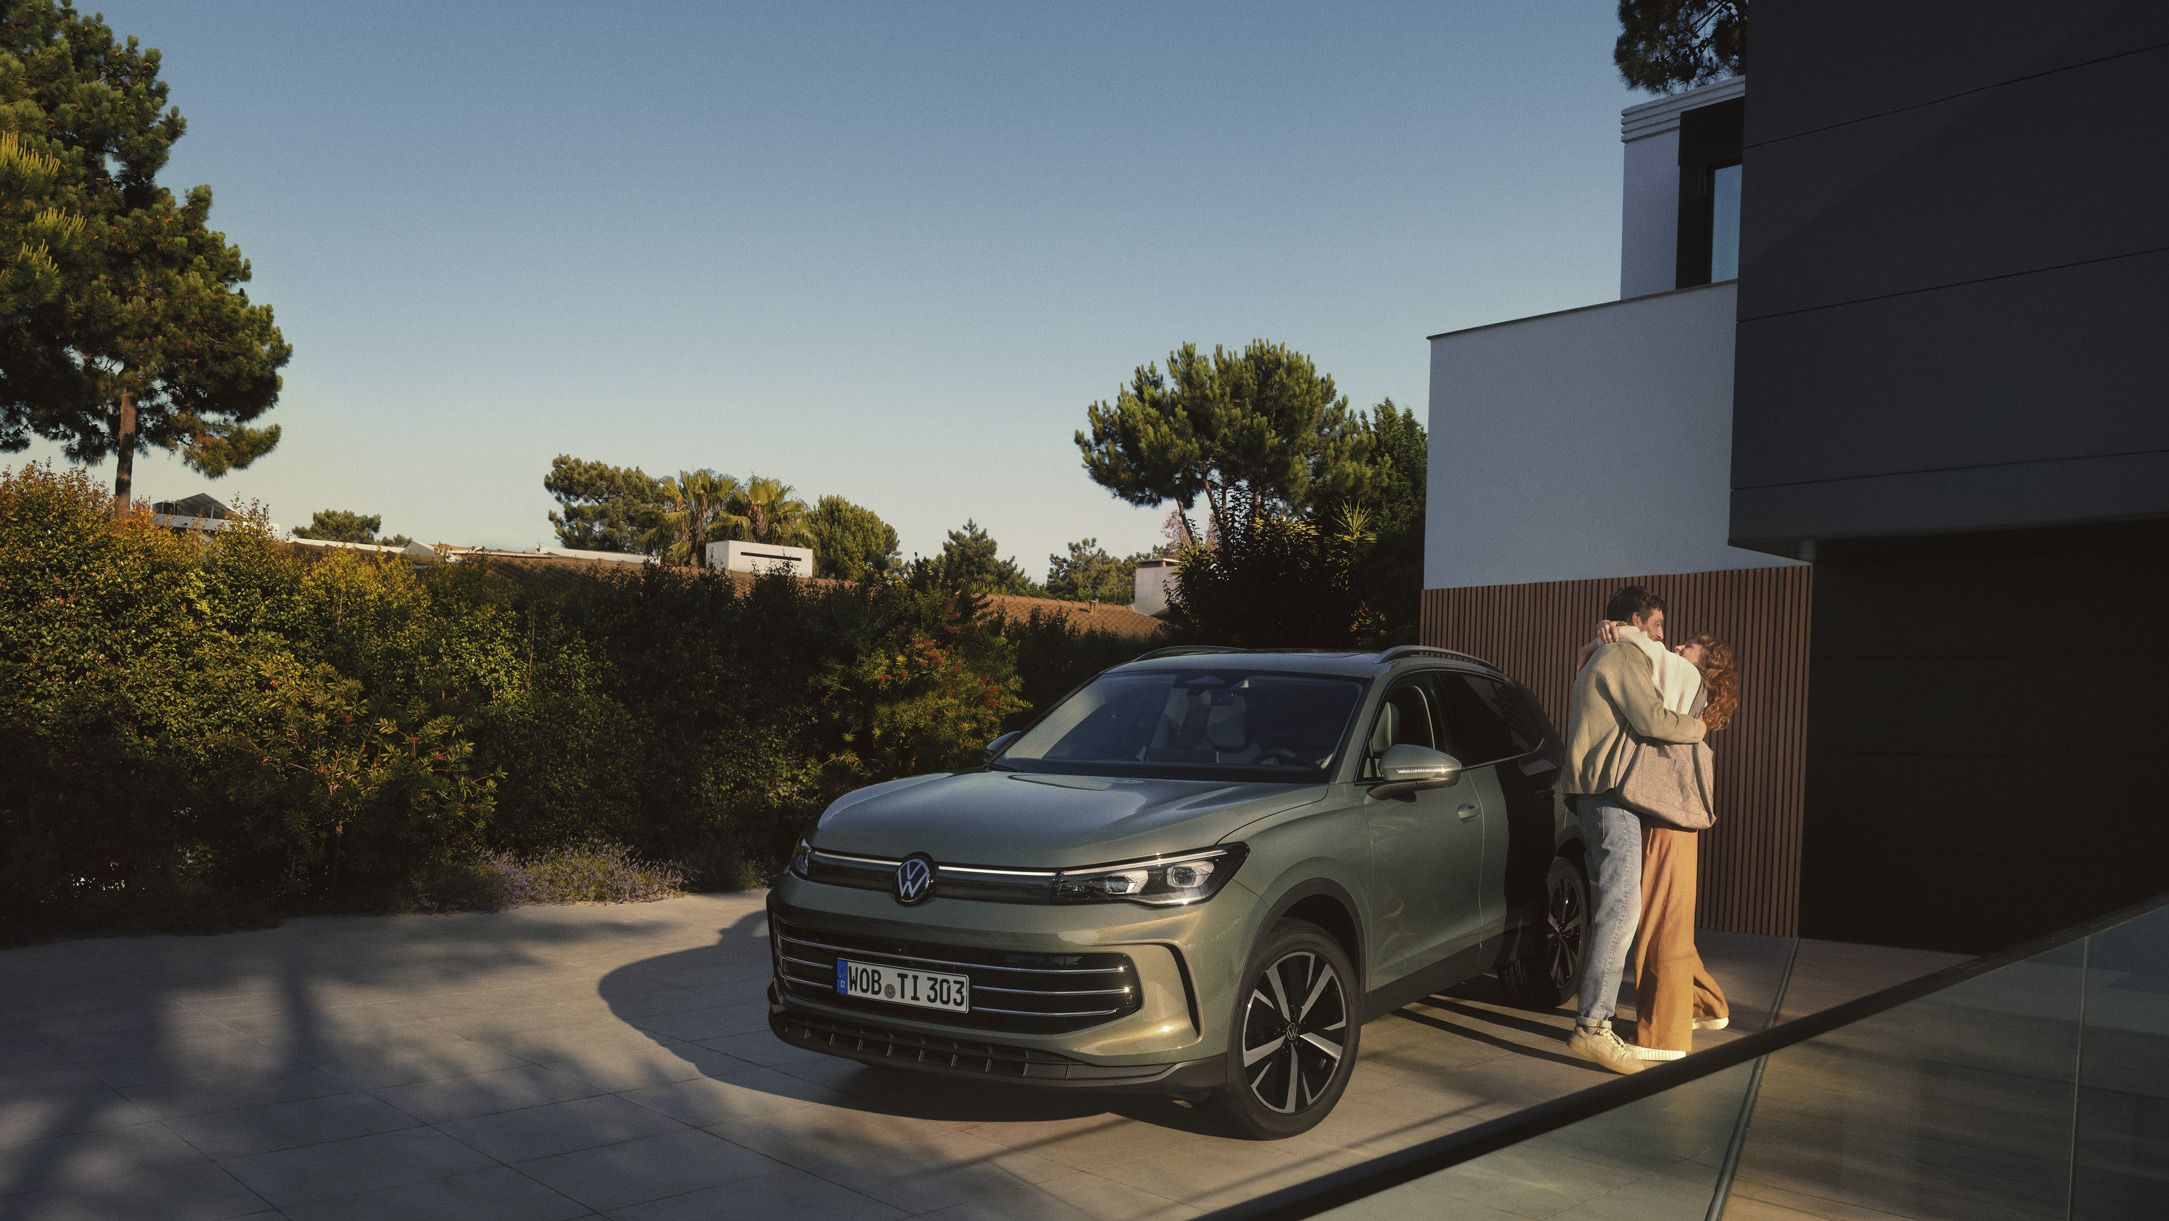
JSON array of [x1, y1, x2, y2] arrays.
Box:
[[788, 837, 813, 879], [1052, 845, 1247, 906]]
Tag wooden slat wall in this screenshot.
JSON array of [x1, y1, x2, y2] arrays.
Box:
[[1422, 566, 1813, 937]]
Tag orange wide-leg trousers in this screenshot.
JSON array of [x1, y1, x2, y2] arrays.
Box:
[[1631, 824, 1730, 1053]]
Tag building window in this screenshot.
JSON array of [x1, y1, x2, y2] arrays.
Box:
[[1710, 161, 1741, 282], [1674, 97, 1744, 289]]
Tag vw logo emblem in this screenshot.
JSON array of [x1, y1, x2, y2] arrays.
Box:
[[894, 855, 935, 905]]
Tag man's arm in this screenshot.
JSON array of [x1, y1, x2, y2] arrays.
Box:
[[1571, 620, 1622, 674], [1596, 647, 1708, 744]]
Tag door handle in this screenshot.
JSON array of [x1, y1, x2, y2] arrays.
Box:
[[1456, 803, 1480, 821]]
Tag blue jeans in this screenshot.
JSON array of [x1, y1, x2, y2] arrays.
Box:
[[1576, 793, 1643, 1028]]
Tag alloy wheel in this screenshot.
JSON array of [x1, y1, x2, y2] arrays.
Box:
[[1547, 869, 1586, 994], [1239, 950, 1348, 1115]]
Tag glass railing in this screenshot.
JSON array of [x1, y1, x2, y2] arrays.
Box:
[[1206, 891, 2169, 1220]]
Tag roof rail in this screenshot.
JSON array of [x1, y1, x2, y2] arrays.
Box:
[[1129, 645, 1245, 661], [1375, 644, 1500, 670]]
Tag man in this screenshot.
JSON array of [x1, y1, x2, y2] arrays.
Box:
[[1563, 585, 1708, 1075]]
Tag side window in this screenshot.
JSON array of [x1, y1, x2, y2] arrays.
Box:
[[1502, 683, 1554, 754], [1435, 673, 1539, 766], [1360, 678, 1440, 780]]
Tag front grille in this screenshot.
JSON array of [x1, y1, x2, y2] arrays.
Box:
[[773, 1010, 1162, 1082], [772, 916, 1141, 1034], [802, 850, 1052, 903]]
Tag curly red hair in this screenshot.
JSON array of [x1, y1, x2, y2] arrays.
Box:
[[1693, 633, 1739, 732]]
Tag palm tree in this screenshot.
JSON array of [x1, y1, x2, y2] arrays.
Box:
[[648, 469, 747, 567], [734, 475, 812, 545]]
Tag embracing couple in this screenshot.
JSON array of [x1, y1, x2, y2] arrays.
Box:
[[1562, 584, 1739, 1075]]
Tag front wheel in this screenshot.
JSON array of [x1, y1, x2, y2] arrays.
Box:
[[1201, 920, 1360, 1140], [1498, 854, 1588, 1009]]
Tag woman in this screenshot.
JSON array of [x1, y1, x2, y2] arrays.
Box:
[[1628, 633, 1737, 1060]]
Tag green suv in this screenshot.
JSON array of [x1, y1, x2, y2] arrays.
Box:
[[766, 645, 1589, 1138]]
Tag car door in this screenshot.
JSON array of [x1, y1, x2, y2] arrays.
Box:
[[1360, 673, 1488, 985], [1434, 671, 1560, 939]]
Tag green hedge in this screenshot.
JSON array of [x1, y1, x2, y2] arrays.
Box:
[[0, 464, 1147, 941]]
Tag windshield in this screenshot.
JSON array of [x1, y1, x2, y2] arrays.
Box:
[[994, 669, 1366, 782]]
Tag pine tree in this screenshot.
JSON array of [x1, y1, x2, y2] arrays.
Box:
[[1614, 0, 1747, 94], [0, 1, 290, 513], [1075, 341, 1368, 550]]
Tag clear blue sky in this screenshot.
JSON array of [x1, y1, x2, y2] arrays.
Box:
[[22, 0, 1642, 577]]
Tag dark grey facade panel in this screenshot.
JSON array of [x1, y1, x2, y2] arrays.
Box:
[[1738, 44, 2169, 321], [1734, 2, 2169, 552], [1731, 245, 2169, 485], [1751, 0, 2169, 145], [1731, 451, 2169, 550], [1800, 530, 2169, 952]]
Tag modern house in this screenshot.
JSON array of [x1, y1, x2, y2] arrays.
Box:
[[1423, 74, 1813, 942], [1423, 0, 2168, 952]]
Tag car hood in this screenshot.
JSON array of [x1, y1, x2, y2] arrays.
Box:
[[812, 770, 1325, 868]]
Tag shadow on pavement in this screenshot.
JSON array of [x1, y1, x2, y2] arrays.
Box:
[[0, 907, 686, 1213], [595, 908, 1600, 1138]]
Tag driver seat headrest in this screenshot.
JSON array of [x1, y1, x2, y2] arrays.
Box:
[[1206, 696, 1248, 752]]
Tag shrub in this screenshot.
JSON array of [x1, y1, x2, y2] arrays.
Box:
[[1165, 506, 1379, 647], [0, 462, 1139, 940], [413, 842, 686, 912]]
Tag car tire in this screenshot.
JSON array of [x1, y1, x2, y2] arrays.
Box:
[[1498, 854, 1588, 1010], [1201, 919, 1361, 1140]]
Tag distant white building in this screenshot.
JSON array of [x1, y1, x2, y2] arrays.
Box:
[[705, 540, 813, 576], [528, 546, 649, 566], [1131, 557, 1178, 617], [149, 493, 275, 535], [288, 537, 441, 562]]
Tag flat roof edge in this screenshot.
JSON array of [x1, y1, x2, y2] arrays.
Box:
[[1425, 279, 1735, 342]]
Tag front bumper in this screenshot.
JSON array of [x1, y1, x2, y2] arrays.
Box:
[[765, 873, 1257, 1089], [767, 987, 1226, 1092]]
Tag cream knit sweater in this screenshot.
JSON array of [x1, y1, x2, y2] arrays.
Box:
[[1615, 625, 1704, 716]]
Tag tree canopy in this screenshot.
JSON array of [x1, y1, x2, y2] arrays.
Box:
[[1615, 0, 1747, 93], [544, 456, 824, 567], [544, 455, 665, 553], [648, 469, 745, 568], [1046, 538, 1152, 604], [1075, 341, 1369, 550], [921, 520, 1043, 598], [1076, 342, 1430, 644], [736, 475, 811, 546], [0, 0, 290, 511], [292, 509, 383, 545], [806, 495, 899, 582]]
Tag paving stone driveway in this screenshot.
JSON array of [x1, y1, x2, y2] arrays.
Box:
[[0, 893, 1953, 1220]]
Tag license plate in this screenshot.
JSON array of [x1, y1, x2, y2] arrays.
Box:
[[835, 958, 970, 1012]]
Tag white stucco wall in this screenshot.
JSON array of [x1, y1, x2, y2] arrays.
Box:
[[1619, 124, 1681, 299], [1131, 559, 1177, 617], [705, 540, 814, 575], [1424, 280, 1800, 590]]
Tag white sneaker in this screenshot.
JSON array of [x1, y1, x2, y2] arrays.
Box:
[[1693, 1015, 1729, 1031], [1568, 1023, 1648, 1076], [1626, 1042, 1685, 1061]]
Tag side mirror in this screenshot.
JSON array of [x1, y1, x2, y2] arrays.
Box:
[[984, 731, 1021, 761], [1369, 745, 1463, 800]]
